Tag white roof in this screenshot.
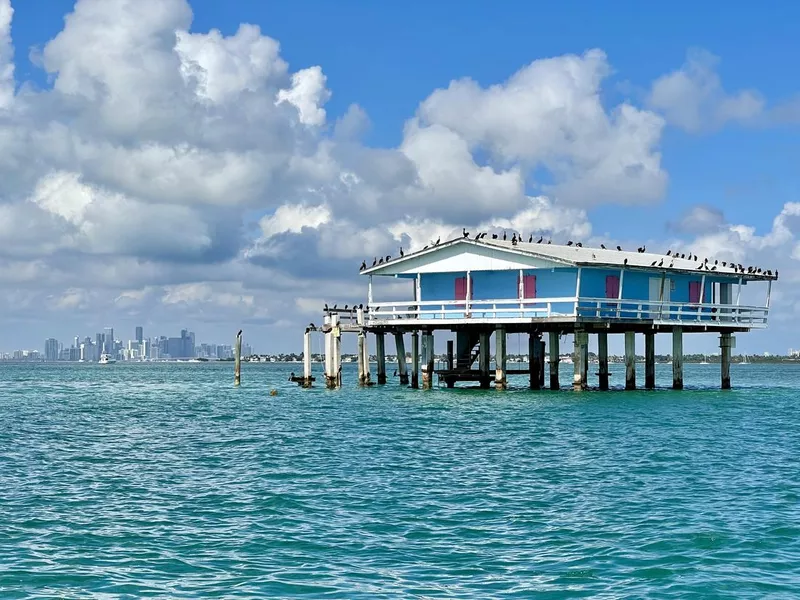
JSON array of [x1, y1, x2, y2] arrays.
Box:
[[361, 237, 775, 281]]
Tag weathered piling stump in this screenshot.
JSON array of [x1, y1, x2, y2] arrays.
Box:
[[624, 331, 636, 390], [672, 328, 684, 390], [598, 332, 609, 391], [495, 327, 507, 390], [549, 332, 560, 390], [395, 333, 409, 385]]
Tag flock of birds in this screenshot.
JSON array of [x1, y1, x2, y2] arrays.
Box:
[[357, 228, 778, 280]]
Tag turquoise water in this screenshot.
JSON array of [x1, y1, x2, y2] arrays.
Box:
[[2, 361, 799, 598]]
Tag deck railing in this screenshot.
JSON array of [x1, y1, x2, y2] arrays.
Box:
[[366, 297, 769, 327]]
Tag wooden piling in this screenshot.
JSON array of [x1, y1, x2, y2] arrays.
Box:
[[375, 332, 387, 384], [529, 333, 541, 390], [573, 331, 585, 391], [357, 331, 368, 386], [479, 331, 491, 389], [624, 331, 636, 390], [549, 331, 560, 390], [302, 329, 313, 387], [581, 333, 589, 389], [598, 332, 609, 391], [672, 328, 683, 390], [395, 333, 409, 385], [422, 331, 435, 389], [495, 327, 507, 390], [539, 340, 546, 388], [645, 331, 655, 390], [720, 332, 732, 390], [411, 331, 420, 389], [234, 329, 242, 387], [446, 340, 454, 370]]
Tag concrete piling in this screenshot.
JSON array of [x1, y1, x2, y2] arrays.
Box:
[[411, 331, 420, 389], [495, 327, 507, 390], [375, 332, 387, 385], [395, 333, 409, 385], [624, 331, 636, 390], [422, 331, 435, 389], [720, 332, 732, 390], [479, 331, 491, 389], [549, 332, 560, 390], [645, 331, 655, 390], [529, 333, 541, 390], [672, 328, 684, 390], [598, 332, 609, 391]]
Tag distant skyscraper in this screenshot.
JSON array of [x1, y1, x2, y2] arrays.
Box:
[[44, 338, 60, 361], [135, 326, 143, 344], [104, 327, 114, 355]]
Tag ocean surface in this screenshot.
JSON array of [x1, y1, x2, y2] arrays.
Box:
[[1, 361, 799, 598]]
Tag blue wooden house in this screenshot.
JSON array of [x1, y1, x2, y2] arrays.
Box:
[[354, 236, 773, 391]]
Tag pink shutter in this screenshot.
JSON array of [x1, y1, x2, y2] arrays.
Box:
[[523, 275, 537, 299], [605, 275, 620, 299], [689, 281, 701, 303], [455, 277, 467, 301]]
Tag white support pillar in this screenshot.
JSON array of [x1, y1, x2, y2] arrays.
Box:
[[465, 270, 472, 316], [368, 275, 374, 305], [617, 268, 625, 318], [302, 329, 313, 387], [624, 331, 636, 390], [495, 327, 507, 390]]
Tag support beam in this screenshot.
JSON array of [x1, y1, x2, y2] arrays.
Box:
[[720, 332, 732, 390], [395, 333, 409, 385], [479, 331, 491, 389], [598, 332, 609, 391], [325, 314, 341, 389], [356, 308, 369, 386], [549, 332, 560, 390], [624, 331, 636, 390], [411, 331, 420, 389], [302, 329, 313, 387], [422, 331, 435, 389], [672, 328, 684, 390], [446, 340, 454, 370], [645, 331, 655, 390], [529, 332, 541, 390], [495, 327, 507, 390], [539, 341, 546, 388], [581, 334, 588, 388], [375, 332, 386, 385], [573, 331, 586, 391]]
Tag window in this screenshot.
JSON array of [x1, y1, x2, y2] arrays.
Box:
[[689, 281, 702, 303], [605, 275, 620, 299], [518, 274, 536, 299]]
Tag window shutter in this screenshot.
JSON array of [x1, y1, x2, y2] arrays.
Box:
[[455, 277, 467, 301], [605, 275, 620, 299], [523, 275, 537, 299], [689, 281, 702, 303]]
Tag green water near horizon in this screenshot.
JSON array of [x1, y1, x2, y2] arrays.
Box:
[[1, 362, 799, 598]]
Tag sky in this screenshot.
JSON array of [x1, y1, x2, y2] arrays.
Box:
[[1, 0, 799, 355]]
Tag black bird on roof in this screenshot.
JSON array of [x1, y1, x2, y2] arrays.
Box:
[[332, 304, 338, 310], [378, 257, 384, 264], [617, 245, 622, 251], [681, 254, 686, 259], [600, 244, 606, 249], [528, 234, 533, 243], [399, 247, 404, 257], [360, 260, 367, 271], [766, 270, 772, 277], [776, 270, 779, 279], [666, 250, 672, 256], [714, 260, 718, 265], [511, 233, 517, 243], [623, 258, 628, 265], [386, 255, 391, 262], [324, 303, 329, 311], [576, 242, 583, 247], [343, 304, 348, 310], [372, 257, 377, 266], [658, 259, 664, 267], [435, 237, 440, 245], [711, 266, 717, 271], [651, 260, 658, 266], [422, 245, 429, 251], [463, 227, 469, 238], [697, 264, 703, 270], [567, 241, 573, 246], [537, 236, 544, 244], [503, 231, 507, 241], [309, 323, 315, 328], [492, 233, 498, 239]]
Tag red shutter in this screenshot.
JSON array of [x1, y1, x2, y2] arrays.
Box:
[[605, 275, 620, 299], [455, 277, 467, 301], [523, 275, 537, 299], [689, 281, 701, 303]]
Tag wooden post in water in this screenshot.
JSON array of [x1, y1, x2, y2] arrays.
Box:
[[375, 332, 387, 385], [529, 332, 541, 390], [495, 327, 507, 390], [549, 332, 560, 390], [395, 333, 409, 385], [479, 331, 491, 389], [446, 340, 454, 370], [624, 331, 636, 390], [234, 329, 242, 387], [356, 308, 370, 386], [720, 332, 732, 390], [645, 331, 656, 390], [411, 331, 420, 389], [573, 331, 585, 391], [672, 328, 683, 390], [302, 328, 313, 387], [422, 331, 435, 389], [581, 333, 589, 388], [598, 332, 609, 391], [539, 340, 546, 388]]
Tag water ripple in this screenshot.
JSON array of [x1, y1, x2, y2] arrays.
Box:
[[1, 362, 800, 597]]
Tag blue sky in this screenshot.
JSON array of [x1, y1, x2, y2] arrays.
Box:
[[1, 0, 799, 356]]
